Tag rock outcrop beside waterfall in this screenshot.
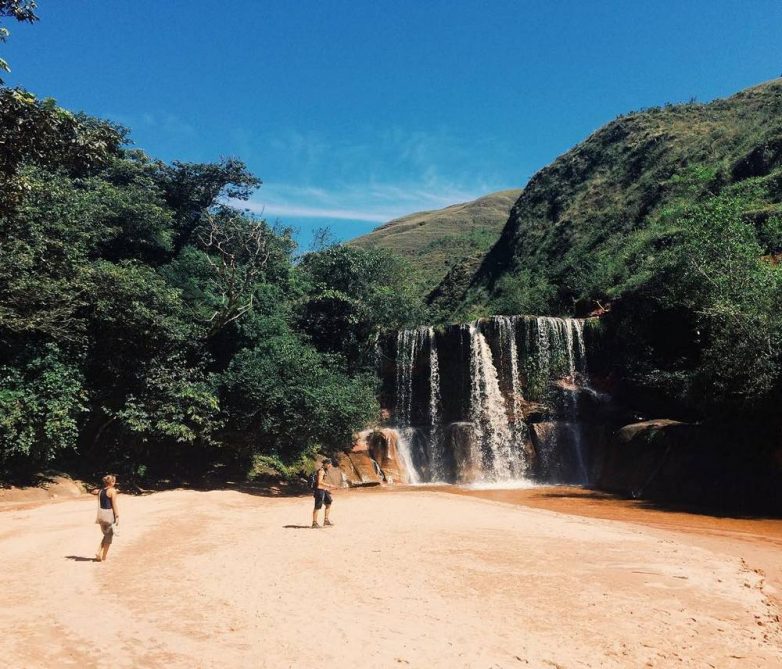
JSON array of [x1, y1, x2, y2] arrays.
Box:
[[338, 428, 414, 486], [597, 420, 782, 514]]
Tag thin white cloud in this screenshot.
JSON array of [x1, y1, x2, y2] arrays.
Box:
[[233, 178, 485, 224], [221, 122, 519, 226], [237, 198, 389, 223]]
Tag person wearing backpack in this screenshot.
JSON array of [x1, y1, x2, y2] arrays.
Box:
[[311, 459, 337, 528]]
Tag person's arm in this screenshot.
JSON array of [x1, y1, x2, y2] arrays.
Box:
[[317, 469, 336, 490]]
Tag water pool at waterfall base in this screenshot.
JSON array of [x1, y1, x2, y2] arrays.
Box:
[[459, 479, 541, 490]]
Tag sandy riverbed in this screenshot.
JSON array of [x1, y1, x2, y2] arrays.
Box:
[[1, 487, 780, 668]]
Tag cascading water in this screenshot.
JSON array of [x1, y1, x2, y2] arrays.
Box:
[[387, 315, 595, 486], [397, 427, 421, 484], [393, 326, 442, 483], [563, 318, 588, 483], [395, 329, 419, 425], [532, 316, 589, 483], [497, 316, 529, 465], [426, 327, 445, 480], [467, 324, 523, 480]]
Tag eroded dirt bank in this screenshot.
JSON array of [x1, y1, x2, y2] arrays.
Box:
[[1, 488, 780, 668]]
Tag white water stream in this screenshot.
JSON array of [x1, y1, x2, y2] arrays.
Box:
[[391, 315, 592, 485]]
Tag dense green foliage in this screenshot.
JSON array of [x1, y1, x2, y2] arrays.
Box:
[[600, 197, 782, 416], [0, 89, 420, 482]]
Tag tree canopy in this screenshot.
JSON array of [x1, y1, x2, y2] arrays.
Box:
[[0, 90, 417, 483]]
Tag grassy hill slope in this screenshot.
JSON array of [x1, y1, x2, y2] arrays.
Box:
[[431, 79, 782, 318], [349, 189, 520, 293]]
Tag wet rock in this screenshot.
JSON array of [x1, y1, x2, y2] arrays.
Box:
[[596, 419, 688, 498], [367, 429, 410, 484], [517, 398, 550, 423], [530, 421, 607, 485], [595, 420, 782, 515], [338, 428, 410, 485], [446, 422, 481, 483]]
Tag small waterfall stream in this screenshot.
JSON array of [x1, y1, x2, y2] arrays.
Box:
[[426, 326, 445, 480], [388, 315, 595, 485], [467, 324, 518, 480]]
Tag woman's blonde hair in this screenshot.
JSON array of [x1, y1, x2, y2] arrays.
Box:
[[102, 474, 116, 486]]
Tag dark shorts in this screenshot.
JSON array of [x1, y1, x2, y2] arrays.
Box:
[[313, 489, 333, 510]]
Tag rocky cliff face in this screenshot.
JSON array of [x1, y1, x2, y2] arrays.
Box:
[[596, 419, 782, 514], [338, 428, 413, 486]]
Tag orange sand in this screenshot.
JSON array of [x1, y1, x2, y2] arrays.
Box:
[[0, 487, 780, 667]]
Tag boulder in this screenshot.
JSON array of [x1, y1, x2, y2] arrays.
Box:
[[341, 451, 383, 486], [596, 419, 688, 498], [445, 422, 481, 483], [595, 419, 782, 514], [337, 428, 411, 485], [366, 429, 410, 484], [40, 474, 85, 498]]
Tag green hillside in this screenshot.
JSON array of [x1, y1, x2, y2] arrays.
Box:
[[349, 189, 520, 293], [433, 79, 782, 318], [429, 79, 782, 418]]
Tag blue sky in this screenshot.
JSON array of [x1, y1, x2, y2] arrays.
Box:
[[3, 1, 781, 249]]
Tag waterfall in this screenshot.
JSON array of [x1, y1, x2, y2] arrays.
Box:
[[529, 316, 589, 483], [467, 323, 521, 480], [563, 318, 588, 483], [536, 316, 551, 381], [397, 427, 421, 485], [395, 328, 420, 425], [386, 315, 595, 486], [573, 318, 587, 377], [497, 316, 529, 465], [426, 327, 445, 480], [394, 326, 445, 482]]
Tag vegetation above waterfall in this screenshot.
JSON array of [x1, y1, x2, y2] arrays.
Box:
[[430, 80, 782, 419], [0, 89, 423, 482]]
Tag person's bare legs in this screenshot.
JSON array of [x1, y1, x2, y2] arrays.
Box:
[[312, 507, 320, 527], [324, 504, 332, 526], [96, 524, 112, 560], [100, 539, 111, 561]]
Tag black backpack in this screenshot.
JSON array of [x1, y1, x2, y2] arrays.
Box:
[[308, 470, 319, 490]]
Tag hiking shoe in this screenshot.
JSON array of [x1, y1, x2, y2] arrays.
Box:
[[311, 522, 321, 528], [324, 520, 335, 527]]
